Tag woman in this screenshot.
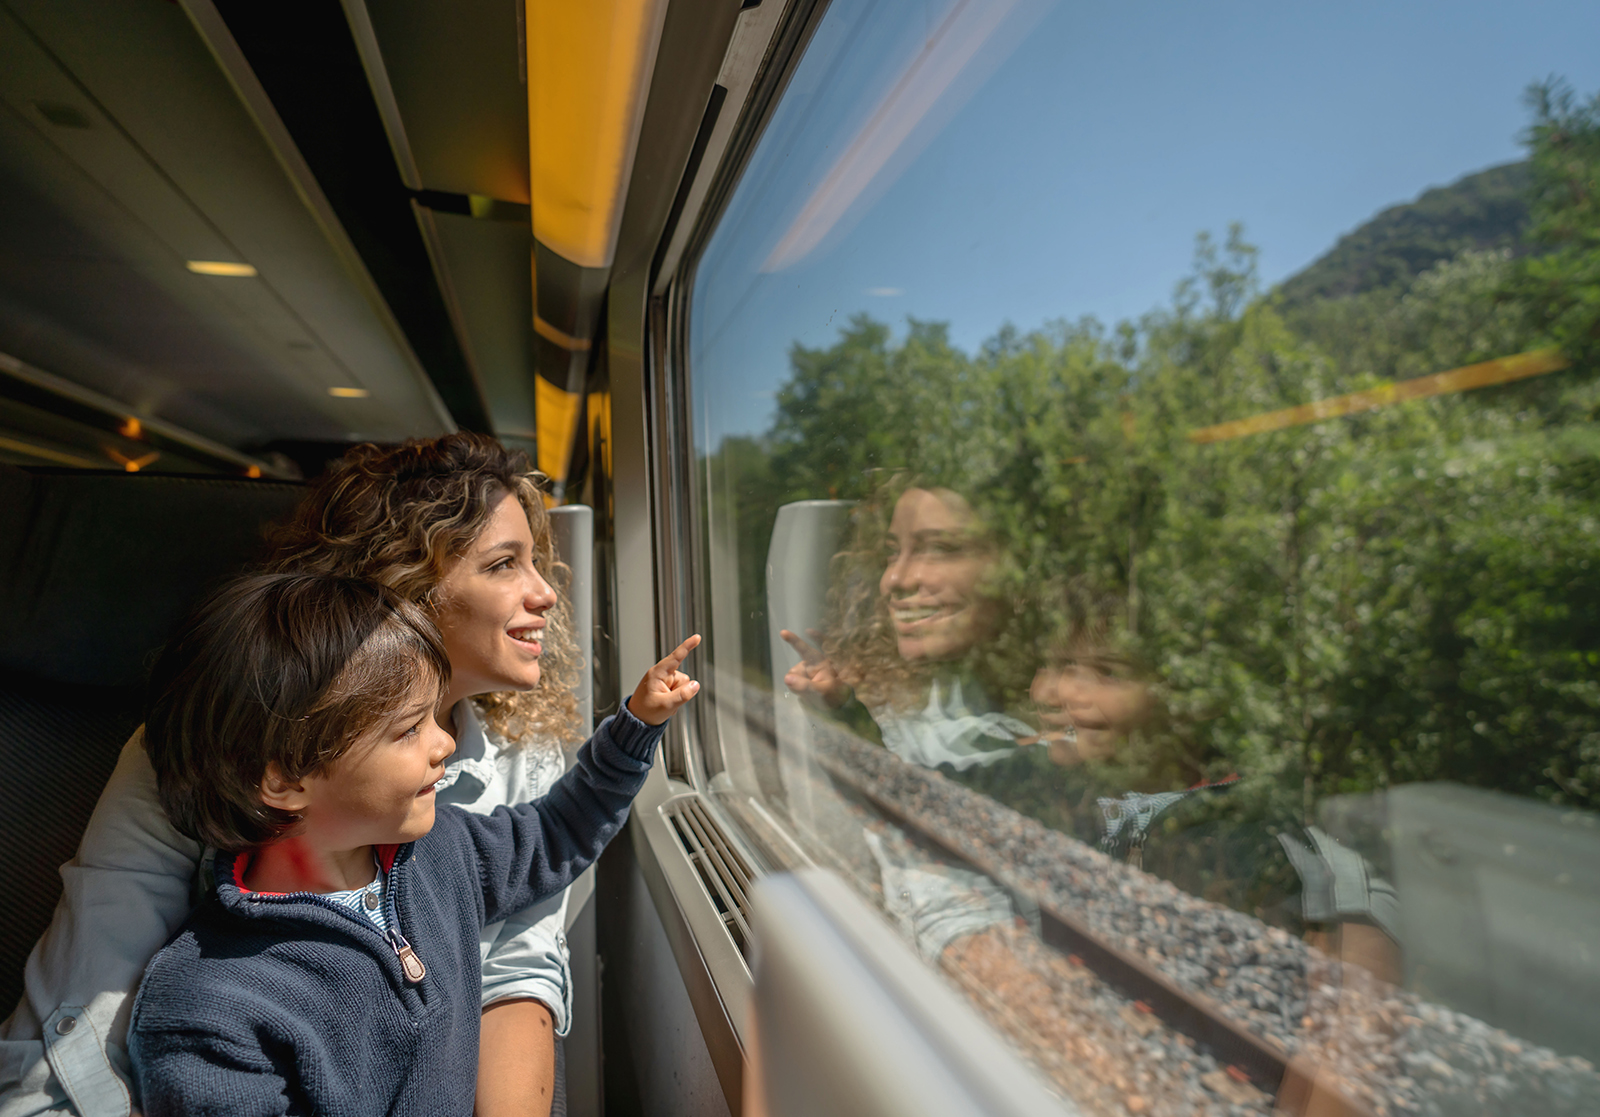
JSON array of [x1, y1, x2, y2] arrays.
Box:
[[783, 481, 1038, 772], [778, 478, 1043, 960], [0, 434, 581, 1117], [785, 479, 1160, 783]]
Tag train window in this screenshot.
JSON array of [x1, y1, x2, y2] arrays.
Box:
[[680, 0, 1600, 1113]]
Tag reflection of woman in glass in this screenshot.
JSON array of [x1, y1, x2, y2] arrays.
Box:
[[779, 477, 1045, 960], [782, 481, 1038, 771]]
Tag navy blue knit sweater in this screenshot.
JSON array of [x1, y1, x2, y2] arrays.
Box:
[[128, 707, 664, 1117]]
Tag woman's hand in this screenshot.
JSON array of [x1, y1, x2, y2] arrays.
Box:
[[629, 635, 702, 725], [780, 629, 852, 708]]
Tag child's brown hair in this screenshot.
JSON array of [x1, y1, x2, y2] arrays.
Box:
[[144, 572, 450, 851]]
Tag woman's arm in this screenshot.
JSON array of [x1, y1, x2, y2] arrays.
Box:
[[479, 891, 572, 1034], [447, 701, 572, 1117], [477, 999, 557, 1117], [475, 803, 572, 1117], [0, 731, 203, 1117]]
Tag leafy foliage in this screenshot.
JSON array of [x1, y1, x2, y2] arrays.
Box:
[[699, 82, 1600, 920]]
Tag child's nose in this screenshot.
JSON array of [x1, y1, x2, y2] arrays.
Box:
[[430, 724, 456, 765]]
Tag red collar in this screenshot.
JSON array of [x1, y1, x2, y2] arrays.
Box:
[[231, 844, 400, 895]]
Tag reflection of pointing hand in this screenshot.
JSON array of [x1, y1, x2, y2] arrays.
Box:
[[629, 635, 702, 726], [780, 628, 851, 708]]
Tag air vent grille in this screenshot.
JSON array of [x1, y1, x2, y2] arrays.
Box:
[[665, 797, 755, 954]]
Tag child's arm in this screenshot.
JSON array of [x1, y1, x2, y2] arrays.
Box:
[[129, 1028, 291, 1117], [0, 730, 202, 1117], [459, 637, 700, 926]]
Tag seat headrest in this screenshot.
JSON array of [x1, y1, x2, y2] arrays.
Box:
[[0, 466, 304, 687]]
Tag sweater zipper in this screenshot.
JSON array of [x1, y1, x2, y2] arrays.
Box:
[[382, 863, 426, 983], [386, 927, 427, 983], [242, 850, 426, 985]]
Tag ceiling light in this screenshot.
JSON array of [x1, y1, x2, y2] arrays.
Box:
[[328, 387, 370, 398], [106, 448, 160, 472], [186, 261, 258, 277]]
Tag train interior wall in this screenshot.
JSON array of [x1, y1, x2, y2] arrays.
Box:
[[597, 833, 733, 1117]]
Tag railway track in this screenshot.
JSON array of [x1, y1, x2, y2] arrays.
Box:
[[725, 686, 1600, 1117], [786, 720, 1376, 1117]]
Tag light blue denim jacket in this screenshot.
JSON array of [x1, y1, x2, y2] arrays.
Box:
[[0, 701, 572, 1117]]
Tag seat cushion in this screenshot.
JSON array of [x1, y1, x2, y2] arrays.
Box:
[[0, 465, 304, 1012], [0, 678, 142, 1015]]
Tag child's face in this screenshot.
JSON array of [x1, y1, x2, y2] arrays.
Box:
[[299, 673, 457, 850], [432, 491, 558, 704], [1031, 660, 1153, 761]]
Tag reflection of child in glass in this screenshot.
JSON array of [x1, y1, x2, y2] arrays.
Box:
[[129, 573, 699, 1116], [1028, 579, 1155, 768], [784, 485, 1155, 768]]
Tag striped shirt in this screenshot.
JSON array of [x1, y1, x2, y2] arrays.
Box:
[[321, 855, 390, 933]]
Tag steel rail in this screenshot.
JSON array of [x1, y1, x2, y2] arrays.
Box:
[[807, 741, 1375, 1117]]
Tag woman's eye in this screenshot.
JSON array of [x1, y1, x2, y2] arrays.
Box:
[[488, 557, 513, 572]]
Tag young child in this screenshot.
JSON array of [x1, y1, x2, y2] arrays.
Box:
[[128, 572, 699, 1116]]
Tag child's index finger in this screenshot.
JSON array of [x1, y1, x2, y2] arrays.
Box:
[[779, 628, 822, 662], [659, 633, 701, 670]]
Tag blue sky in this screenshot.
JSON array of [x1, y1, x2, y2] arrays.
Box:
[[691, 0, 1600, 445]]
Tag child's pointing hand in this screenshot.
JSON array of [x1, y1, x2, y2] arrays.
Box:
[[629, 634, 702, 726]]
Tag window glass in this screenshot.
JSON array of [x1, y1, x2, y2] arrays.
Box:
[[688, 2, 1600, 1112]]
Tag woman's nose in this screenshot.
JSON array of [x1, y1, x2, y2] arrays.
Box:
[[881, 554, 916, 595], [526, 567, 558, 611]]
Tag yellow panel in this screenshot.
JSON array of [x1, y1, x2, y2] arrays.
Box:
[[185, 260, 257, 277], [526, 0, 663, 269], [1188, 349, 1570, 445], [534, 314, 593, 352], [536, 373, 581, 486], [588, 389, 612, 479]]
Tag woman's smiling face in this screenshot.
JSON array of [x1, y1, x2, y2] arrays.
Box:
[[432, 490, 557, 707], [879, 488, 998, 662]]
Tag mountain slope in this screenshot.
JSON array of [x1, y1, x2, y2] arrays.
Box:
[[1278, 161, 1531, 305]]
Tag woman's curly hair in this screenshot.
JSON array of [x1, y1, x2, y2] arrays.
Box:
[[820, 472, 1035, 716], [265, 433, 582, 746]]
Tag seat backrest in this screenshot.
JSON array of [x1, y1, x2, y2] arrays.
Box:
[[0, 466, 305, 687], [0, 466, 303, 1014]]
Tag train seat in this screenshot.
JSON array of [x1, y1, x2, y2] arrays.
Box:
[[0, 465, 302, 1015]]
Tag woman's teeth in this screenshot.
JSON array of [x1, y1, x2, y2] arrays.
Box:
[[508, 627, 540, 644], [892, 606, 944, 623]]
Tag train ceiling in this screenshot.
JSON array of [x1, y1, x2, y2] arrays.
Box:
[[0, 0, 664, 478]]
